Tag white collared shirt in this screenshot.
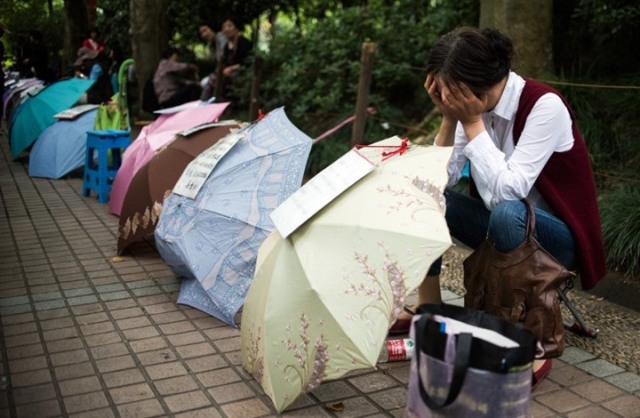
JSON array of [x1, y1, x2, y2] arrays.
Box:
[[445, 72, 574, 212]]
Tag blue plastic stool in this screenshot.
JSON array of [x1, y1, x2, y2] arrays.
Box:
[[82, 130, 131, 203]]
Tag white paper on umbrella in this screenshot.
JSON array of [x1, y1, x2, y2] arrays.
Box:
[[55, 104, 99, 120], [270, 148, 376, 238], [179, 120, 240, 137], [172, 132, 243, 199]]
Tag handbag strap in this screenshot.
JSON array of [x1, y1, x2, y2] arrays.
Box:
[[414, 314, 472, 410], [522, 199, 536, 238]]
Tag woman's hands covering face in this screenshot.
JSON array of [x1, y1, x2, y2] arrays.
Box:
[[424, 74, 487, 126]]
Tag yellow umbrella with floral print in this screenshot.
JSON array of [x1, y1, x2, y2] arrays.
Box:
[[240, 137, 453, 412]]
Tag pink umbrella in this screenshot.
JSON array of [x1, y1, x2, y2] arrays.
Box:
[[107, 101, 230, 216]]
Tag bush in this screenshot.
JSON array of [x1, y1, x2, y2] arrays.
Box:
[[599, 184, 640, 278]]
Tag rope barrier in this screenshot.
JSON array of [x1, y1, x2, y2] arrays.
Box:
[[401, 63, 640, 90]]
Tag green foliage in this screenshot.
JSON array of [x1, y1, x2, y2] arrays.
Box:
[[599, 184, 640, 278], [244, 0, 477, 175], [554, 79, 640, 191]]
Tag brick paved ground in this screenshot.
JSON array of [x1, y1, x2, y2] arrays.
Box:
[[1, 130, 640, 417]]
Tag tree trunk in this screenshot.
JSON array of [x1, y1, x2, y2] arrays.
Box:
[[63, 0, 89, 73], [480, 0, 554, 78], [129, 0, 168, 117]]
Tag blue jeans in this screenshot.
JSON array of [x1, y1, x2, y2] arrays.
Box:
[[427, 189, 577, 275]]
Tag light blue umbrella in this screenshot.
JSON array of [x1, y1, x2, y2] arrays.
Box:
[[9, 78, 95, 160], [28, 109, 98, 179], [154, 107, 312, 326]]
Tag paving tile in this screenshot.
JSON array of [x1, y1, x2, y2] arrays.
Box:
[[5, 332, 41, 348], [174, 407, 224, 418], [164, 390, 212, 413], [154, 375, 200, 396], [548, 364, 596, 387], [174, 342, 216, 359], [116, 316, 152, 330], [146, 361, 189, 380], [196, 367, 242, 388], [565, 405, 621, 417], [12, 383, 57, 404], [310, 381, 357, 402], [10, 368, 53, 387], [208, 382, 257, 404], [117, 399, 166, 418], [69, 407, 117, 418], [577, 359, 626, 377], [220, 398, 272, 418], [102, 368, 146, 388], [529, 400, 559, 418], [2, 321, 38, 336], [601, 394, 640, 418], [109, 382, 155, 404], [63, 391, 110, 414], [80, 320, 116, 335], [212, 336, 241, 353], [167, 331, 206, 347], [122, 326, 160, 340], [368, 387, 408, 411], [536, 389, 592, 414], [136, 348, 178, 366], [75, 311, 110, 324], [46, 337, 84, 353], [128, 336, 168, 353], [9, 355, 48, 372], [348, 372, 399, 393], [6, 343, 44, 360], [605, 372, 640, 393], [85, 331, 122, 347], [90, 342, 130, 360], [185, 354, 228, 373], [14, 399, 61, 418], [54, 362, 96, 381], [50, 349, 90, 366], [58, 376, 103, 396], [96, 354, 137, 373], [569, 379, 625, 402], [159, 321, 197, 335]]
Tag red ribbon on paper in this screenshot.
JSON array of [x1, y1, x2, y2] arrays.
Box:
[[356, 137, 410, 161]]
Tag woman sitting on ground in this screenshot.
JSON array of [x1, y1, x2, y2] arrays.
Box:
[[390, 26, 606, 389]]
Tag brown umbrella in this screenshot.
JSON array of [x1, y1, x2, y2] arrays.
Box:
[[117, 122, 241, 254]]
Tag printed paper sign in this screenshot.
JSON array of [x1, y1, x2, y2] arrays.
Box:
[[270, 148, 376, 238], [172, 132, 243, 199], [179, 120, 241, 137], [55, 104, 99, 120]]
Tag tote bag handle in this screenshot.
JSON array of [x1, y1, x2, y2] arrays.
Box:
[[414, 314, 472, 410]]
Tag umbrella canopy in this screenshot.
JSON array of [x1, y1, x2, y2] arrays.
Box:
[[9, 78, 95, 159], [240, 137, 453, 412], [154, 107, 313, 326], [117, 121, 242, 254], [107, 101, 230, 216], [28, 108, 98, 179], [2, 78, 43, 123]]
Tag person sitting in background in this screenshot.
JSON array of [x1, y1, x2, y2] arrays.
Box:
[[153, 46, 201, 109], [22, 30, 52, 81], [82, 27, 105, 53], [200, 17, 252, 102], [74, 46, 112, 104], [198, 22, 227, 101]]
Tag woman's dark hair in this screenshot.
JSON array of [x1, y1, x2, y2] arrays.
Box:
[[425, 27, 514, 97]]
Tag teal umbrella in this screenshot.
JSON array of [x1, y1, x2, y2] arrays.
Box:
[[9, 78, 95, 160]]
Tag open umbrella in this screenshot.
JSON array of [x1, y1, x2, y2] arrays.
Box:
[[28, 108, 98, 179], [240, 137, 453, 412], [154, 107, 313, 326], [117, 121, 241, 254], [9, 78, 95, 159], [107, 101, 230, 216]]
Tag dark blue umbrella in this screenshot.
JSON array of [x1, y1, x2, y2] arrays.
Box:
[[9, 78, 94, 159]]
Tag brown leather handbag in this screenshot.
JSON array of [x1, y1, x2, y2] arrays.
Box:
[[463, 199, 575, 358]]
